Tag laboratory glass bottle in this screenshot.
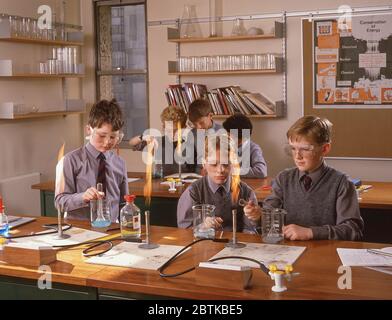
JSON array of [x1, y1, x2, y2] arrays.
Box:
[[120, 195, 141, 240], [180, 5, 202, 38], [0, 196, 9, 237]]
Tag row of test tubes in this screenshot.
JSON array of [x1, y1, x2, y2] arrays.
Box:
[[178, 53, 277, 72], [39, 47, 82, 75], [0, 13, 67, 41]]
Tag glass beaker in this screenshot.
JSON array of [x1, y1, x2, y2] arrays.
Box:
[[261, 208, 286, 243], [192, 204, 216, 239], [209, 0, 217, 37], [231, 18, 246, 36], [90, 199, 111, 229], [180, 4, 202, 38]]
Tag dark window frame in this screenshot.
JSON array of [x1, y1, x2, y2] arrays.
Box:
[[93, 0, 149, 148]]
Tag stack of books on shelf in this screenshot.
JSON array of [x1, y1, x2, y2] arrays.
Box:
[[165, 83, 280, 116], [165, 83, 208, 113], [207, 86, 276, 116]]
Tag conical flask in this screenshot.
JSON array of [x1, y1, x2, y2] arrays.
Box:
[[180, 5, 202, 38]]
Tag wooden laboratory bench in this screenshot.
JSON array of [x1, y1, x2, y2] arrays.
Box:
[[31, 174, 392, 209], [31, 172, 269, 199], [31, 175, 392, 243], [31, 172, 269, 226], [0, 216, 391, 300]]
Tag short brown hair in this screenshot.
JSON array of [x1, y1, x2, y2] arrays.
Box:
[[88, 99, 124, 131], [204, 133, 238, 165], [160, 106, 187, 128], [188, 99, 212, 123], [287, 115, 333, 145]]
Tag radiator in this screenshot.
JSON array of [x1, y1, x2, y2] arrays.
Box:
[[0, 172, 41, 216]]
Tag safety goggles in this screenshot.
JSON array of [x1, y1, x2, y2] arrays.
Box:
[[284, 143, 318, 157], [91, 127, 124, 144]]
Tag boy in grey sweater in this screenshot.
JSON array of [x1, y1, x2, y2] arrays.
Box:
[[264, 115, 364, 241]]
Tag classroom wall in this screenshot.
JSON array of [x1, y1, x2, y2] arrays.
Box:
[[0, 0, 84, 184], [3, 0, 390, 191], [116, 0, 392, 181]]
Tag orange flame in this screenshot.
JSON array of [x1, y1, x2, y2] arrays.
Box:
[[55, 142, 66, 196], [143, 141, 154, 208], [230, 143, 241, 207]]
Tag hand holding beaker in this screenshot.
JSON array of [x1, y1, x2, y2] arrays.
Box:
[[204, 216, 223, 229], [192, 204, 216, 239], [82, 186, 104, 203]]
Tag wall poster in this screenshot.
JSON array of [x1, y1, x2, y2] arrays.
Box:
[[313, 14, 392, 108]]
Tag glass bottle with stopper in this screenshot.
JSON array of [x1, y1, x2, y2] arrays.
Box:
[[120, 195, 141, 241], [0, 196, 9, 237]]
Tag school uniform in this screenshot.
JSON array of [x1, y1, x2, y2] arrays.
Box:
[[190, 121, 224, 173], [264, 161, 364, 240], [177, 175, 259, 232], [132, 136, 192, 176], [238, 140, 268, 178], [55, 142, 128, 222]]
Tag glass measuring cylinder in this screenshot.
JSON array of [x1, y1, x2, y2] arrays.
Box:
[[262, 208, 286, 243], [192, 204, 216, 239]]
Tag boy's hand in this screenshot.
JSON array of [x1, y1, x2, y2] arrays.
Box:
[[244, 201, 262, 221], [204, 216, 223, 229], [82, 187, 105, 203], [283, 224, 313, 240]]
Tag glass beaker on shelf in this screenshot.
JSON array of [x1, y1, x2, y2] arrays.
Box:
[[9, 15, 22, 37], [231, 18, 246, 36], [180, 4, 202, 39], [209, 0, 217, 37]]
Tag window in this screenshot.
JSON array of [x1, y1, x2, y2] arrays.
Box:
[[95, 0, 148, 143]]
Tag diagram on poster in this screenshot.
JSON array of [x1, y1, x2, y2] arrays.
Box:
[[314, 14, 392, 108]]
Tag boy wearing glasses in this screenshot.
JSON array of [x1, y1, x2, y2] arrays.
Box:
[[264, 115, 363, 241], [55, 99, 128, 221]]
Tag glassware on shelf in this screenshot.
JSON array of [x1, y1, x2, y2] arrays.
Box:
[[177, 53, 277, 73], [30, 19, 39, 39], [180, 4, 202, 38], [231, 18, 246, 36], [9, 15, 22, 37], [209, 0, 217, 37]]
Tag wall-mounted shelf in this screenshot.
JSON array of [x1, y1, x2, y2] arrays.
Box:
[[168, 57, 283, 75], [0, 74, 84, 79], [212, 114, 279, 119], [0, 37, 83, 46], [166, 17, 287, 119], [168, 69, 282, 76], [0, 110, 84, 120], [167, 22, 283, 43]]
